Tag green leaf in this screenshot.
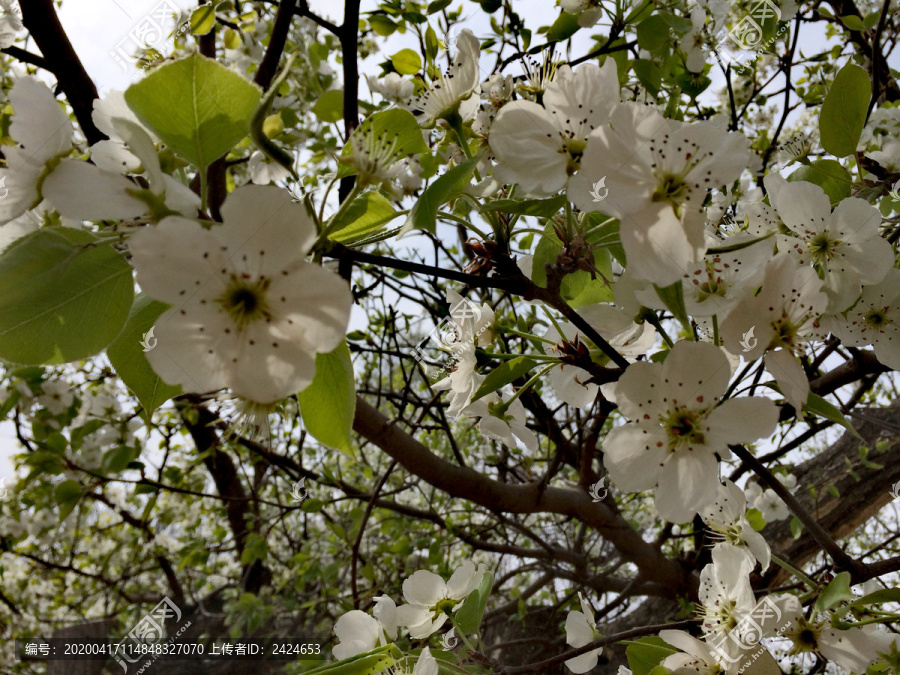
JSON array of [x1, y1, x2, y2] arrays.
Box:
[[786, 159, 852, 205], [313, 89, 345, 123], [304, 645, 402, 675], [329, 191, 402, 244], [480, 195, 566, 217], [850, 588, 900, 609], [863, 11, 881, 29], [805, 392, 862, 439], [454, 571, 493, 634], [637, 15, 669, 53], [368, 14, 397, 37], [746, 507, 766, 531], [106, 294, 182, 419], [0, 228, 133, 365], [626, 636, 679, 675], [790, 515, 803, 539], [547, 11, 581, 41], [816, 571, 854, 612], [819, 63, 870, 158], [427, 0, 452, 13], [240, 532, 268, 566], [125, 53, 261, 171], [190, 5, 216, 35], [391, 48, 422, 75], [839, 14, 866, 31], [471, 357, 538, 403], [401, 156, 479, 235], [634, 59, 663, 96], [298, 341, 356, 453], [653, 282, 690, 332], [102, 445, 137, 475], [54, 479, 83, 521]]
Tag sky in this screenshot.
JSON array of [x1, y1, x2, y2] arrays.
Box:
[[0, 0, 894, 480]]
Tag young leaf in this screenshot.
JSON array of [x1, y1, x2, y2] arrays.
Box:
[[0, 228, 133, 365], [298, 341, 356, 453], [454, 571, 493, 634], [471, 357, 538, 402], [125, 53, 262, 171], [815, 571, 854, 612], [786, 159, 852, 205], [391, 48, 422, 75], [625, 636, 679, 675], [329, 191, 402, 244], [653, 281, 691, 332], [805, 392, 862, 439], [819, 63, 870, 158], [313, 89, 345, 123], [400, 156, 479, 236], [106, 294, 182, 419]]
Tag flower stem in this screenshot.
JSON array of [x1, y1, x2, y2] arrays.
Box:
[[712, 314, 720, 347], [493, 364, 556, 416], [771, 554, 817, 589], [450, 615, 479, 653]]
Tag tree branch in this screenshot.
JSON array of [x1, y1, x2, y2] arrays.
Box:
[[255, 0, 298, 90]]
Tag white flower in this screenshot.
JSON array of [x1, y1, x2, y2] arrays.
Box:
[[543, 304, 657, 408], [565, 594, 601, 673], [490, 61, 619, 196], [128, 184, 353, 404], [754, 488, 789, 522], [766, 173, 893, 312], [570, 103, 751, 285], [680, 7, 709, 72], [462, 394, 538, 451], [433, 346, 482, 418], [372, 595, 399, 641], [409, 647, 439, 675], [367, 73, 414, 104], [699, 479, 771, 571], [395, 561, 487, 638], [721, 254, 828, 412], [603, 341, 778, 523], [90, 91, 155, 174], [0, 0, 22, 48], [658, 630, 723, 675], [410, 29, 481, 126], [678, 235, 771, 318], [743, 480, 762, 505], [832, 267, 900, 370], [781, 602, 895, 673], [698, 544, 757, 643], [248, 150, 292, 185], [332, 610, 382, 660], [560, 0, 604, 27], [37, 381, 73, 416]]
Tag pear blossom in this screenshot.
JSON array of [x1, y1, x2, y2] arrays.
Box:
[[677, 234, 771, 317], [128, 184, 353, 404], [332, 611, 383, 660], [37, 381, 74, 416], [410, 29, 481, 126], [490, 61, 619, 196], [90, 90, 154, 174], [248, 150, 292, 185], [570, 103, 751, 285], [559, 0, 604, 27], [564, 594, 602, 673], [462, 393, 538, 451], [395, 561, 487, 638], [721, 254, 828, 412], [765, 173, 893, 312], [680, 7, 709, 72], [404, 647, 438, 675], [831, 267, 900, 370], [754, 488, 789, 522], [0, 0, 22, 48], [367, 73, 414, 104], [603, 341, 778, 522], [697, 545, 756, 643], [699, 479, 770, 571], [658, 630, 725, 674], [543, 304, 657, 408], [781, 603, 895, 673]]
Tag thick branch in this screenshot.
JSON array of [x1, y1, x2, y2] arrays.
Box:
[[254, 0, 297, 90], [19, 0, 105, 144]]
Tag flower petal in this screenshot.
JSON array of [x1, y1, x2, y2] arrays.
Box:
[[43, 159, 147, 220]]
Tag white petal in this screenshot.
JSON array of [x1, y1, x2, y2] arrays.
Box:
[[764, 172, 831, 236], [218, 184, 316, 271], [0, 164, 40, 225], [43, 159, 146, 220], [415, 648, 439, 675], [90, 140, 142, 174], [9, 77, 73, 161], [765, 348, 808, 412], [661, 340, 731, 410], [112, 117, 165, 192], [602, 424, 667, 491], [654, 450, 719, 522], [446, 560, 482, 600], [333, 610, 380, 657], [705, 397, 777, 445], [403, 570, 447, 607], [490, 101, 568, 196], [228, 321, 318, 403], [618, 206, 701, 285], [129, 216, 231, 304], [565, 611, 594, 648], [565, 650, 600, 674]]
